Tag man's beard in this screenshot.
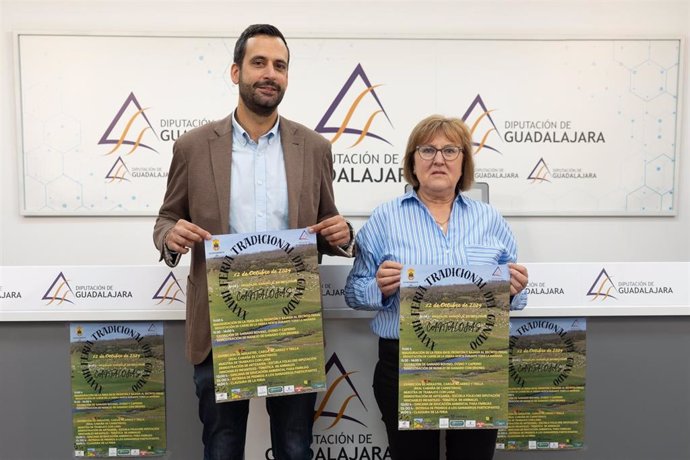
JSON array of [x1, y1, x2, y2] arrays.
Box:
[[238, 79, 285, 117]]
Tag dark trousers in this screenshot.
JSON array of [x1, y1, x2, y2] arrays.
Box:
[[373, 338, 497, 460], [194, 353, 317, 460]]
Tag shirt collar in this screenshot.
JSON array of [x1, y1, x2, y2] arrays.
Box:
[[231, 110, 280, 146]]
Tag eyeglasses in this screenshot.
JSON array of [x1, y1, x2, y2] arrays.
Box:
[[416, 145, 463, 161]]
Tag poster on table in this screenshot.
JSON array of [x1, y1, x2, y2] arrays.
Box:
[[17, 34, 680, 216], [204, 229, 326, 401], [496, 317, 586, 450], [70, 322, 166, 457], [398, 264, 510, 430]]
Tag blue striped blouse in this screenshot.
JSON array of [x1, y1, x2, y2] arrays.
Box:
[[344, 190, 528, 339]]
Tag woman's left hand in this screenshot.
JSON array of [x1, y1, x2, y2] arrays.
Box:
[[508, 263, 528, 296]]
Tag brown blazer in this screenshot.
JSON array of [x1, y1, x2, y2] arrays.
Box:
[[153, 114, 341, 364]]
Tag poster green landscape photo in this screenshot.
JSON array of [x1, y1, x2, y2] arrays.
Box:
[[497, 317, 586, 450], [70, 322, 166, 457], [205, 229, 326, 401], [398, 265, 510, 430]]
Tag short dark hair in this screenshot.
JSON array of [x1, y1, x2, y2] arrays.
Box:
[[403, 115, 475, 193], [233, 24, 290, 67]]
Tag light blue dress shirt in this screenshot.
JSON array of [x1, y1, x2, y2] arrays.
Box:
[[344, 190, 527, 339], [230, 112, 289, 233]]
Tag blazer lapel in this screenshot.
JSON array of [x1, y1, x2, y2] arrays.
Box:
[[210, 116, 233, 234], [281, 118, 304, 229]]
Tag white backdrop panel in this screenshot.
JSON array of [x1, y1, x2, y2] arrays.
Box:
[[16, 34, 682, 216]]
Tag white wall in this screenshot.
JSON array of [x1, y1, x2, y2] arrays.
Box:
[[1, 0, 688, 268]]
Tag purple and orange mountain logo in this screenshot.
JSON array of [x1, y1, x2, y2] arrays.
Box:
[[315, 64, 393, 147], [105, 157, 131, 183], [99, 92, 158, 155], [527, 158, 552, 183], [586, 268, 618, 301], [153, 272, 185, 305], [42, 272, 74, 305], [314, 353, 368, 429], [461, 94, 502, 155]]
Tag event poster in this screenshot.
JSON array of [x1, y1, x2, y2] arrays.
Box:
[[497, 318, 586, 450], [204, 229, 326, 401], [398, 265, 510, 430], [70, 322, 166, 457]]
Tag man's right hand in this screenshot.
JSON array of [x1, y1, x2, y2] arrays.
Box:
[[165, 219, 212, 254]]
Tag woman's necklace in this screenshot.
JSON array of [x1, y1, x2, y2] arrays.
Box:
[[418, 191, 454, 230], [434, 212, 451, 229]]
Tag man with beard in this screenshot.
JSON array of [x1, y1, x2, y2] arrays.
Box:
[[153, 24, 352, 460]]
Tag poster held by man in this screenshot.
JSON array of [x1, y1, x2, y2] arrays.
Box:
[[204, 229, 326, 401]]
